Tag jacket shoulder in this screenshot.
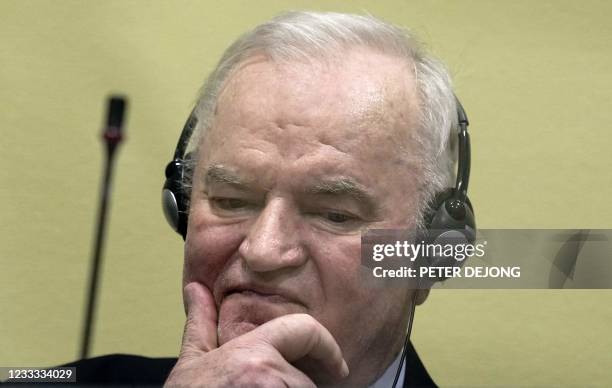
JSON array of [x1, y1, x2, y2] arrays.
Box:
[[61, 354, 177, 386]]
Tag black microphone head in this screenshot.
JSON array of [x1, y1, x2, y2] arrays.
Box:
[[103, 95, 127, 148], [106, 96, 127, 129]]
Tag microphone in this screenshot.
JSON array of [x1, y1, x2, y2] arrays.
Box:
[[103, 97, 126, 152], [80, 96, 128, 359]]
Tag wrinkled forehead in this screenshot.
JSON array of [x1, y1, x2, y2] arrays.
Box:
[[194, 50, 419, 174], [219, 51, 416, 131]]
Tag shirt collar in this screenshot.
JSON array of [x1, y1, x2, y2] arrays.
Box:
[[369, 350, 405, 388]]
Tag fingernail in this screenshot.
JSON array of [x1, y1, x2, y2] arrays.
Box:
[[341, 359, 349, 378]]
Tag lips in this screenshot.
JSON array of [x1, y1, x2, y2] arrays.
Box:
[[221, 284, 301, 306], [226, 289, 290, 303]]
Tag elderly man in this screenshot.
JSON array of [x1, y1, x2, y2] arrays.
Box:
[[68, 11, 471, 388], [161, 10, 463, 387]]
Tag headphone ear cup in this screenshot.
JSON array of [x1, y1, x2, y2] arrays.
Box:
[[423, 189, 476, 280], [426, 190, 475, 233], [162, 160, 189, 239]]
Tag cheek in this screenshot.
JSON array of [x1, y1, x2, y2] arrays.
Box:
[[310, 236, 364, 314], [183, 210, 245, 288], [311, 236, 400, 322]]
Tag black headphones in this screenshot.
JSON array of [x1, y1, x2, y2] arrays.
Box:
[[420, 97, 476, 279], [162, 98, 476, 259], [162, 112, 198, 239]]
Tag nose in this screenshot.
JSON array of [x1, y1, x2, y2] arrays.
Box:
[[238, 198, 307, 272]]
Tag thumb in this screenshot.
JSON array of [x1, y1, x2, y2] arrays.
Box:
[[181, 281, 218, 354]]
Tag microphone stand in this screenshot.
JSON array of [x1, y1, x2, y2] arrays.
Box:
[[80, 96, 127, 359]]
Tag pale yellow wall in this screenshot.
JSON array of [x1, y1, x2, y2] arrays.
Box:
[[1, 1, 611, 386]]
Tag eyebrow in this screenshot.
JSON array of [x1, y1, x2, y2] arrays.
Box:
[[205, 164, 246, 186], [308, 178, 380, 217], [204, 165, 380, 216]]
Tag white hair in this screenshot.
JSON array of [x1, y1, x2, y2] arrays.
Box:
[[186, 11, 458, 228]]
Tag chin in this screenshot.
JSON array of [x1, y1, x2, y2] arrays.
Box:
[[218, 321, 259, 345], [217, 293, 306, 345]]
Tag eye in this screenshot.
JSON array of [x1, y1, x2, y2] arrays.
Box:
[[324, 211, 354, 223], [210, 197, 251, 210], [311, 209, 363, 234]]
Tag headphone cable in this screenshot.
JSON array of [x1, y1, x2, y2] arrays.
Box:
[[391, 289, 418, 388]]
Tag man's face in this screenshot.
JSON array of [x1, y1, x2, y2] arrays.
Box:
[[184, 49, 424, 378]]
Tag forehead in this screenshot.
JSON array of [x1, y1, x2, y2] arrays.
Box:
[[198, 49, 421, 192], [211, 50, 419, 146]]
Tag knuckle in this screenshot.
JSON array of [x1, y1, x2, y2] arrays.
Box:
[[177, 348, 193, 362], [242, 354, 274, 375], [293, 313, 318, 332], [289, 314, 322, 353], [229, 356, 282, 387]]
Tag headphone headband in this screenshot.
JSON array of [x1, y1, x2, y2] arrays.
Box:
[[454, 97, 470, 205], [173, 110, 198, 160]]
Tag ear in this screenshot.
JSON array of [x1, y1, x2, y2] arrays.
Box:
[[415, 289, 430, 305]]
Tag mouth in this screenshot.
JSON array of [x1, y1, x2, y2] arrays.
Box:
[[221, 285, 297, 306], [216, 285, 304, 344]]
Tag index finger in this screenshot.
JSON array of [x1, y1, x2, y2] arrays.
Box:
[[250, 313, 349, 379]]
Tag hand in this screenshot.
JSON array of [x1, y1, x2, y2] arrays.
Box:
[[164, 282, 350, 387]]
